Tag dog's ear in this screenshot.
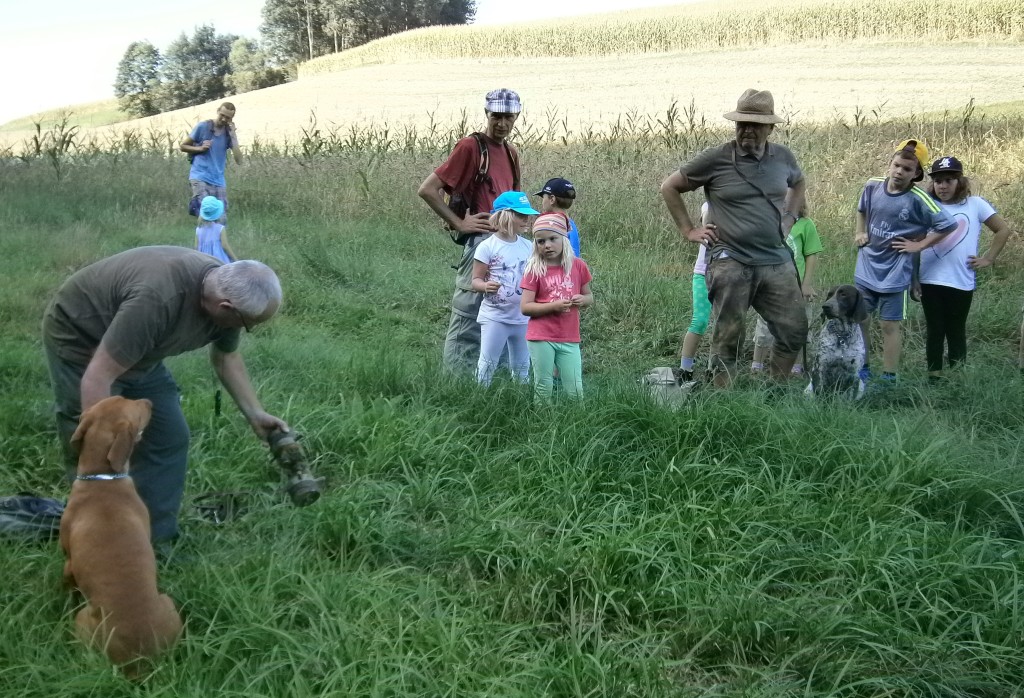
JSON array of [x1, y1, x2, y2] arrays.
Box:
[[850, 289, 869, 324], [128, 399, 153, 436], [69, 411, 95, 455], [106, 421, 139, 473]]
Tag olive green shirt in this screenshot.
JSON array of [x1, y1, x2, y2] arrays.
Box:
[[680, 141, 804, 266], [43, 246, 239, 372]]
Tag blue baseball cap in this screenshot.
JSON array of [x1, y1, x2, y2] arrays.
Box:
[[491, 191, 539, 215], [928, 156, 963, 176], [199, 196, 225, 221], [535, 177, 576, 199]]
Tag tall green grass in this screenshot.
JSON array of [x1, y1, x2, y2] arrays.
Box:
[[1, 107, 1023, 695]]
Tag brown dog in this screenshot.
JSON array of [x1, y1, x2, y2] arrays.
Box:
[[60, 396, 182, 675]]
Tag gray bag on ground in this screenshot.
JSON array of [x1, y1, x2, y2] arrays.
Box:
[[641, 367, 698, 409], [0, 494, 65, 540]]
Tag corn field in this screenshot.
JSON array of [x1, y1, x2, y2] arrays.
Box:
[[301, 0, 1024, 78]]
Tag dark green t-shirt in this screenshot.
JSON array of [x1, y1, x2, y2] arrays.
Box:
[[43, 246, 240, 371], [680, 141, 804, 266]]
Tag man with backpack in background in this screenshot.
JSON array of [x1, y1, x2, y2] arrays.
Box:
[[418, 88, 523, 375], [180, 102, 243, 222]]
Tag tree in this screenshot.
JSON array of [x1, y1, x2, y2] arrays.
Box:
[[324, 0, 353, 52], [261, 0, 334, 63], [260, 0, 476, 64], [158, 25, 238, 112], [437, 0, 476, 25], [225, 38, 287, 94], [113, 41, 162, 118]]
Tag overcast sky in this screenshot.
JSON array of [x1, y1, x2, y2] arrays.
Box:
[[0, 0, 690, 125]]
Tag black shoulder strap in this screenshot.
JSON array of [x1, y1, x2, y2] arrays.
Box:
[[470, 132, 489, 182], [505, 142, 521, 191], [470, 132, 519, 189], [462, 133, 520, 212]]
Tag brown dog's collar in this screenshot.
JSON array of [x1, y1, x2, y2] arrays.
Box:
[[75, 473, 130, 481]]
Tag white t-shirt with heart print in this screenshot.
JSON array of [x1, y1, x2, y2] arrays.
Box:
[[919, 196, 997, 291]]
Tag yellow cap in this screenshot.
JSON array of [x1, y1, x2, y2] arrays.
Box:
[[896, 138, 929, 168]]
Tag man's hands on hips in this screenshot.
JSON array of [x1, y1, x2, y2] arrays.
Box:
[[685, 223, 718, 246], [460, 212, 492, 234]]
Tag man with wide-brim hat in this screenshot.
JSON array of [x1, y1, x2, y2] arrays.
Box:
[[661, 88, 807, 388]]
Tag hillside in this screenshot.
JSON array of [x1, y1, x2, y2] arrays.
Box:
[[0, 99, 126, 133], [2, 0, 1023, 149], [300, 0, 1024, 78]]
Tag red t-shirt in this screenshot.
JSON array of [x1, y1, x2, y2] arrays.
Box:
[[434, 134, 519, 215], [520, 259, 593, 343]]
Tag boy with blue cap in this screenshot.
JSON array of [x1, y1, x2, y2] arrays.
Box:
[[535, 177, 581, 257]]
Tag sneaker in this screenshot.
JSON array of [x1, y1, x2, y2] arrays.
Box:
[[857, 366, 872, 382], [672, 368, 694, 385]]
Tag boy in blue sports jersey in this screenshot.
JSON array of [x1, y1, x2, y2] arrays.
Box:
[[854, 139, 956, 383]]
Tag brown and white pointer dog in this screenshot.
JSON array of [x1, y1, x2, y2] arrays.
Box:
[[807, 285, 868, 399]]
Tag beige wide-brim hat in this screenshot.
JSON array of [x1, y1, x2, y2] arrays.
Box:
[[723, 88, 784, 124]]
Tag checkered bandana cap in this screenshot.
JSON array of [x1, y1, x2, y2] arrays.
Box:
[[485, 88, 522, 114]]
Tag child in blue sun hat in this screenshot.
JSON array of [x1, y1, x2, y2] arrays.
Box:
[[194, 196, 237, 264], [470, 191, 538, 386]]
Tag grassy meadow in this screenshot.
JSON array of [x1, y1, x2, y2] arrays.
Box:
[[1, 98, 1024, 696], [2, 0, 1024, 693]]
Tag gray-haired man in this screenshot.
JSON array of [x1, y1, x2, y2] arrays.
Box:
[[43, 246, 287, 542], [418, 88, 523, 375]]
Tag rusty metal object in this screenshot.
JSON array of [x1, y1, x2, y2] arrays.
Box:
[[266, 430, 323, 506]]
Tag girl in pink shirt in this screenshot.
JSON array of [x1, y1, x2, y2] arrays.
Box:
[[520, 213, 594, 401]]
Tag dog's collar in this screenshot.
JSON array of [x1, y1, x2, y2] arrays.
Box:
[[75, 473, 130, 481]]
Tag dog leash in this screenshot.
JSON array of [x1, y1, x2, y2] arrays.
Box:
[[75, 473, 130, 481]]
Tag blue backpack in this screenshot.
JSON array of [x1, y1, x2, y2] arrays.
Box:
[[0, 494, 65, 541]]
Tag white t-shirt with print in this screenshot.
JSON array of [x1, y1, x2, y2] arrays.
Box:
[[919, 196, 997, 291], [473, 235, 532, 324]]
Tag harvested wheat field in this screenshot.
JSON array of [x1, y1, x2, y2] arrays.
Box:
[[4, 41, 1024, 150]]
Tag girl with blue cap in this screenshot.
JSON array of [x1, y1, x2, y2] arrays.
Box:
[[470, 191, 538, 386], [194, 196, 237, 264]]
